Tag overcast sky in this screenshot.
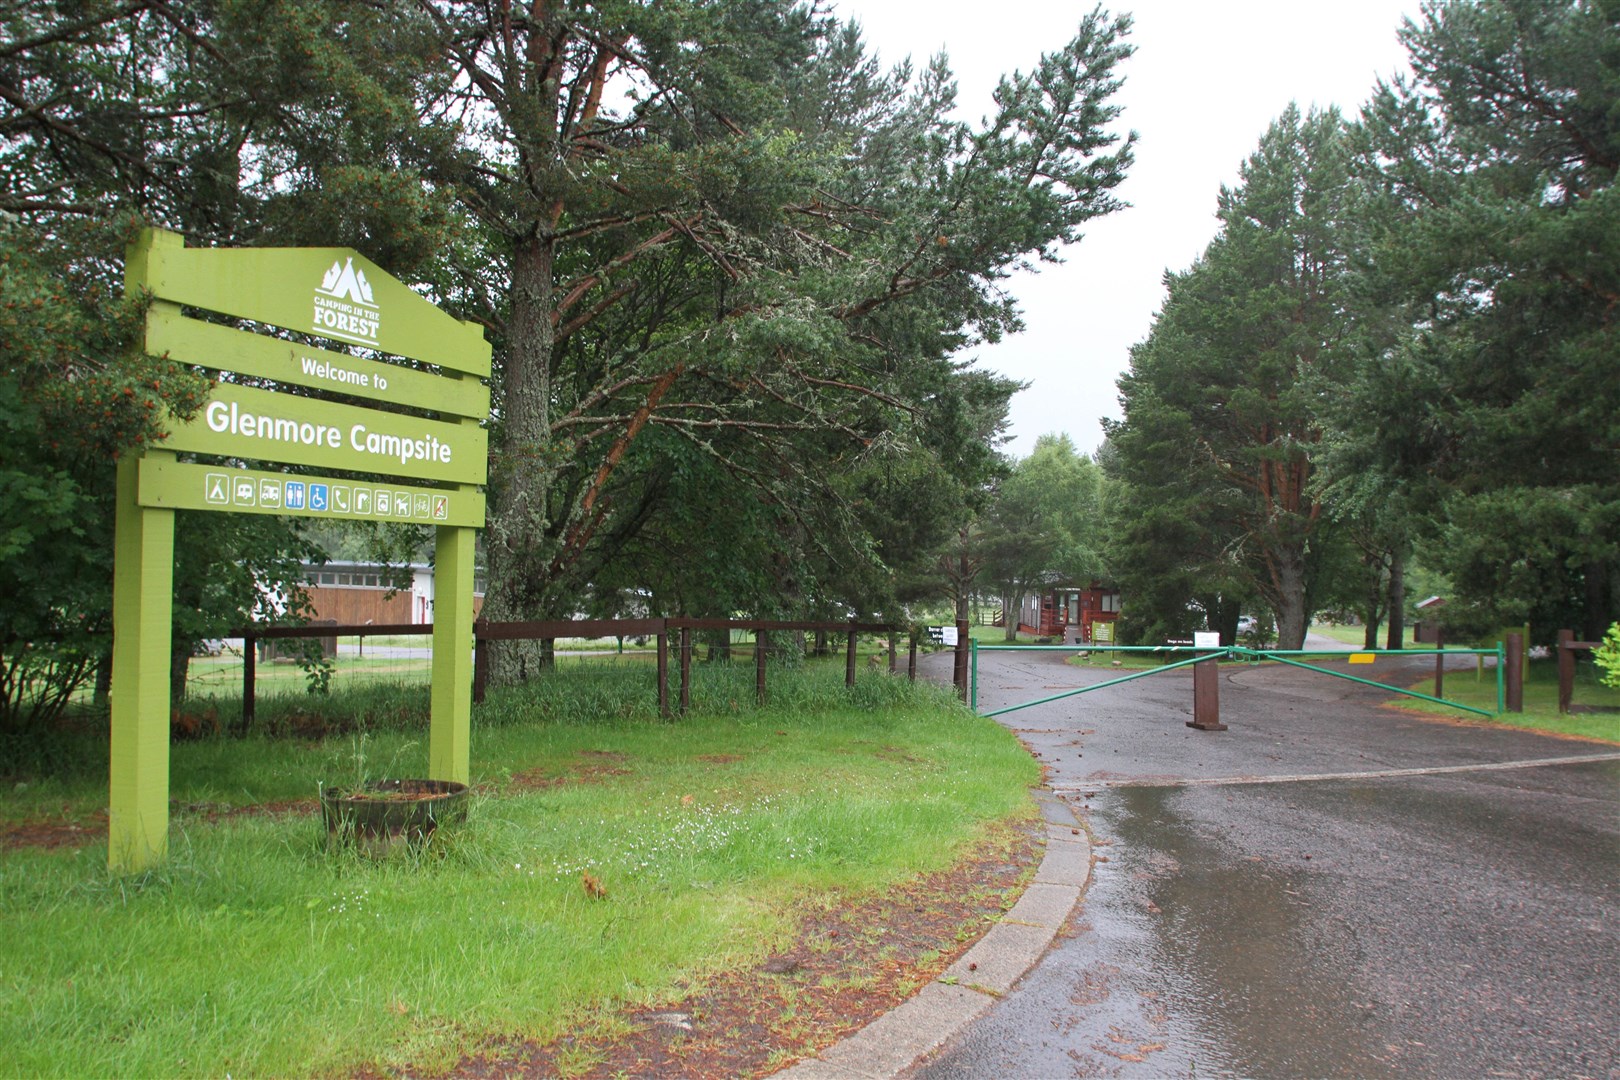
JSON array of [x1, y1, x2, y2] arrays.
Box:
[[836, 0, 1421, 459]]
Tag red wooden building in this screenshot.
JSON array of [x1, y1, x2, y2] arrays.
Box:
[[1018, 581, 1121, 643]]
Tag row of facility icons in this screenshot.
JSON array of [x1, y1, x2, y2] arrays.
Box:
[[204, 472, 449, 521]]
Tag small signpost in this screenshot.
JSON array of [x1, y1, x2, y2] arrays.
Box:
[[1187, 631, 1226, 731], [109, 229, 490, 873]]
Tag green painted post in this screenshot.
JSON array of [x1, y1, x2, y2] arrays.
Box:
[[107, 228, 185, 874], [971, 637, 978, 711], [109, 453, 177, 873], [1496, 642, 1506, 715], [428, 349, 487, 784], [429, 523, 476, 784]]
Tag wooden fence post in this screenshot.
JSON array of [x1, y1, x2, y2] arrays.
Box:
[[472, 619, 488, 705], [1187, 651, 1226, 731], [1506, 632, 1524, 713], [888, 630, 898, 674], [679, 625, 692, 714], [908, 631, 917, 682], [242, 630, 256, 731], [657, 627, 670, 718], [1558, 629, 1575, 714], [756, 628, 769, 705], [845, 625, 857, 688]]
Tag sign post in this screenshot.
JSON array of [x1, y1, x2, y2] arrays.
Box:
[[109, 229, 489, 873], [1187, 630, 1226, 731]]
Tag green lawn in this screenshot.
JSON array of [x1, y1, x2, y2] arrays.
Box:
[[0, 666, 1037, 1077], [1309, 621, 1417, 647], [1392, 658, 1620, 743]]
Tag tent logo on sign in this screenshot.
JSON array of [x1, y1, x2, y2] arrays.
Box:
[[313, 257, 380, 346], [205, 473, 229, 504]]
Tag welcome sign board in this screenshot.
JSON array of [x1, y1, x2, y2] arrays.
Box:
[[135, 238, 490, 508], [110, 229, 489, 873], [145, 310, 490, 418], [140, 244, 489, 377]]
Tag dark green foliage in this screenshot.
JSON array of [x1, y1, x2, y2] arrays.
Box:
[[1106, 106, 1355, 649], [430, 2, 1139, 676], [0, 219, 209, 730], [0, 2, 451, 721], [1349, 0, 1619, 641], [1110, 0, 1616, 648], [3, 1, 1141, 709]]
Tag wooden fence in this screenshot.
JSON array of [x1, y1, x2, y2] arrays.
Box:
[[230, 617, 943, 726], [1557, 628, 1606, 714]]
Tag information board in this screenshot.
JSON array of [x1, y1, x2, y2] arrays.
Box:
[[109, 228, 489, 873]]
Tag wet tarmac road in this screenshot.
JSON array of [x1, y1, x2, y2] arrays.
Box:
[[915, 646, 1620, 1079]]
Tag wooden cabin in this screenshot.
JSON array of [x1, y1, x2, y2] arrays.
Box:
[[1018, 581, 1121, 643], [298, 562, 485, 624]]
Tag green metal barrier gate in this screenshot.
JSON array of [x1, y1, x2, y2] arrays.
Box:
[[971, 642, 1507, 720]]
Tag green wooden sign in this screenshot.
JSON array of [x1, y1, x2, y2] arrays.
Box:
[[159, 382, 487, 486], [138, 459, 486, 527], [109, 228, 487, 874], [146, 309, 490, 419], [144, 244, 490, 376]]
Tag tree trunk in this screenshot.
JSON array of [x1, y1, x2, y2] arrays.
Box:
[[1385, 547, 1406, 650], [1003, 590, 1021, 642], [705, 628, 732, 662], [169, 640, 190, 711], [93, 653, 112, 708], [954, 549, 972, 625], [1206, 594, 1240, 647], [1584, 558, 1613, 643], [482, 233, 559, 685], [1274, 549, 1309, 651], [1362, 552, 1384, 650]]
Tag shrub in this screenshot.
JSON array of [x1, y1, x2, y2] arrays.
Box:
[[1596, 622, 1620, 690]]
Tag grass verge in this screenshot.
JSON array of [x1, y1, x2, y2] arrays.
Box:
[[1391, 659, 1620, 743], [0, 666, 1037, 1077]]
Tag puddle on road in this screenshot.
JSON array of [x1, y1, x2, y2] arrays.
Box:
[[922, 786, 1401, 1079], [1055, 785, 1398, 1078]]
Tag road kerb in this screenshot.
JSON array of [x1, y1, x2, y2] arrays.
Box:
[[772, 787, 1090, 1078]]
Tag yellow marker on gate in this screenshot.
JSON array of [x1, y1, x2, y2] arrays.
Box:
[[1349, 653, 1376, 664]]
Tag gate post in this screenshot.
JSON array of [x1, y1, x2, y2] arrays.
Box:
[[1557, 629, 1574, 715], [472, 619, 488, 704], [1187, 650, 1226, 731], [242, 628, 257, 731], [1505, 632, 1524, 713], [1433, 628, 1445, 702]]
